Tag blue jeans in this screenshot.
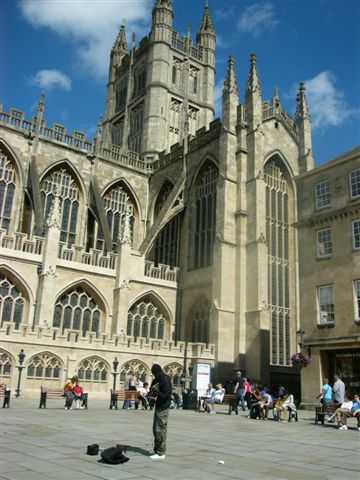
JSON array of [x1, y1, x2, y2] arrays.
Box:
[[236, 389, 246, 409]]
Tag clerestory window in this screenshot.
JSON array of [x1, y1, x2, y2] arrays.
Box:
[[0, 148, 17, 231], [0, 272, 25, 330], [127, 298, 167, 340]]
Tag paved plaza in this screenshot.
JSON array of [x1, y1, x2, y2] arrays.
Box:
[[1, 398, 359, 480]]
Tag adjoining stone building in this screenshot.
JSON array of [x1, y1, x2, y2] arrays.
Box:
[[1, 0, 356, 400], [295, 146, 360, 405]]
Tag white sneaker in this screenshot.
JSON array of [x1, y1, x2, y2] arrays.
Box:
[[149, 453, 165, 460], [339, 425, 348, 431], [76, 405, 80, 410]]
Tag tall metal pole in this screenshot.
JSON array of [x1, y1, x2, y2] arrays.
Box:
[[15, 349, 26, 398]]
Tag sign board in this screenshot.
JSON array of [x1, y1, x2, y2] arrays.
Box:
[[195, 363, 211, 397]]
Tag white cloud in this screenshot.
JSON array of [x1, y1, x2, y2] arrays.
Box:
[[30, 69, 71, 90], [20, 0, 152, 80], [298, 71, 356, 132], [237, 2, 279, 37]]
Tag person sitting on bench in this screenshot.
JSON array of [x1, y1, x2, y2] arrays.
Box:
[[205, 383, 225, 414]]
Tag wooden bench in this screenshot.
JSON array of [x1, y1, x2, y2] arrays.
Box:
[[109, 389, 140, 410], [0, 384, 11, 408], [315, 403, 336, 424], [39, 387, 88, 409]]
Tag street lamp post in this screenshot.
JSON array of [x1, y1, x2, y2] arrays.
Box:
[[112, 357, 119, 391], [15, 349, 26, 398]]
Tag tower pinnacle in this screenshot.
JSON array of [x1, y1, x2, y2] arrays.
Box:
[[197, 2, 215, 37], [295, 82, 311, 122], [246, 52, 261, 96], [113, 25, 128, 54], [223, 54, 238, 97]]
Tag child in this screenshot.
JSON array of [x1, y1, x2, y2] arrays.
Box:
[[73, 379, 84, 410]]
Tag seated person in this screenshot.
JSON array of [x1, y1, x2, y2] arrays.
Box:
[[351, 394, 360, 429], [280, 391, 296, 421], [259, 392, 273, 419], [138, 382, 150, 409], [205, 383, 225, 414], [273, 395, 284, 421], [73, 379, 85, 410], [171, 390, 182, 409], [198, 383, 215, 412], [332, 396, 354, 430], [248, 388, 262, 418]]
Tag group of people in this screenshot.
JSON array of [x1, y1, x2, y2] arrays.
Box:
[[232, 370, 297, 421], [198, 383, 225, 414], [63, 376, 85, 410], [317, 375, 360, 431]]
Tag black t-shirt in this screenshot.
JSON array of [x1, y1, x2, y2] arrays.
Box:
[[234, 375, 244, 390]]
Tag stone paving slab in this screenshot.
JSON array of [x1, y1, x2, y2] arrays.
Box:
[[0, 399, 359, 480]]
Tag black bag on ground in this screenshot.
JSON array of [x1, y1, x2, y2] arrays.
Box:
[[101, 446, 129, 464], [87, 444, 99, 455]]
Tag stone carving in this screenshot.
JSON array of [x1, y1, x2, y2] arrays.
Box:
[[47, 188, 61, 230], [257, 232, 266, 244], [119, 278, 131, 291], [44, 265, 57, 278], [120, 206, 132, 245]]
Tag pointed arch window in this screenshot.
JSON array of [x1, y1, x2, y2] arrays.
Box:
[[152, 181, 181, 267], [0, 148, 17, 231], [169, 99, 181, 147], [26, 353, 62, 381], [119, 360, 148, 383], [41, 167, 80, 247], [193, 163, 218, 269], [191, 300, 211, 343], [0, 272, 25, 330], [127, 297, 168, 340], [93, 184, 135, 251], [0, 350, 12, 378], [265, 161, 292, 366], [78, 357, 108, 385], [53, 286, 102, 337], [163, 362, 182, 386]]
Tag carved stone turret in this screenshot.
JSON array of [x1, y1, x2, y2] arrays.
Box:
[[196, 2, 216, 66], [222, 55, 238, 133], [295, 82, 313, 172], [151, 0, 173, 43], [246, 52, 262, 131]]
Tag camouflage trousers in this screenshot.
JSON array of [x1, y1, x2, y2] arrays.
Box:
[[153, 408, 169, 455]]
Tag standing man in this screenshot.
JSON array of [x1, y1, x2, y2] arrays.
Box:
[[233, 370, 246, 411], [149, 364, 172, 460], [333, 375, 345, 406]]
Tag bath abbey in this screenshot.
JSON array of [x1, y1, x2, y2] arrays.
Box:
[[1, 0, 359, 404]]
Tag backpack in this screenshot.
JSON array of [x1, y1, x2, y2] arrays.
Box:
[[101, 446, 129, 464]]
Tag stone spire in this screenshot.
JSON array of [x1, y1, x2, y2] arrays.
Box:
[[35, 91, 45, 133], [295, 82, 311, 122], [47, 188, 62, 230], [246, 52, 261, 96], [113, 24, 128, 54], [223, 55, 238, 96], [197, 1, 215, 37], [295, 82, 313, 173], [151, 0, 173, 43], [272, 86, 281, 112]]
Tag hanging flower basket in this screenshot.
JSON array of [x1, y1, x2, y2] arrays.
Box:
[[290, 351, 312, 369]]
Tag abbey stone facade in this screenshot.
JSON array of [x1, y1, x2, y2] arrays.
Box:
[[1, 0, 317, 399]]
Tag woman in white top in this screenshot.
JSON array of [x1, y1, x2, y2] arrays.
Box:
[[205, 383, 225, 414]]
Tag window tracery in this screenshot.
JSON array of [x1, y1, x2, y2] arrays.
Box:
[[41, 167, 80, 247], [0, 351, 12, 378], [119, 360, 148, 383], [193, 163, 218, 268], [127, 297, 167, 340], [26, 353, 62, 380], [163, 362, 182, 386], [0, 272, 25, 330], [265, 161, 291, 366], [53, 286, 102, 337], [191, 300, 211, 343], [0, 148, 16, 231], [77, 356, 108, 385]]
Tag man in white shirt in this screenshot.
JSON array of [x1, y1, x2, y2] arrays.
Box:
[[333, 375, 345, 406], [205, 383, 225, 414], [335, 398, 353, 430]]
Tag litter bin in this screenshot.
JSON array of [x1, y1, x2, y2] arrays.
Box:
[[182, 389, 198, 410]]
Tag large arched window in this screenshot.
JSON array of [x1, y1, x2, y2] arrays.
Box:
[[93, 183, 136, 251], [53, 286, 103, 337], [151, 181, 181, 267], [265, 159, 292, 366], [193, 162, 218, 269], [78, 356, 108, 392], [127, 296, 168, 341], [26, 353, 62, 383], [119, 360, 149, 383], [0, 146, 17, 231], [163, 362, 183, 386], [191, 299, 211, 343], [0, 350, 13, 382], [0, 271, 25, 330], [41, 167, 80, 247]]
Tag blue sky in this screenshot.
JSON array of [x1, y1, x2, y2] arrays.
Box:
[[1, 0, 359, 166]]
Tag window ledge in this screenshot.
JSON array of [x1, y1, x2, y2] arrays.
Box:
[[317, 322, 335, 329], [354, 320, 360, 325], [316, 255, 332, 261]]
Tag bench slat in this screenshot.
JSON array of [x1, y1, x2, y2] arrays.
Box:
[[39, 387, 88, 409], [109, 390, 140, 409]]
